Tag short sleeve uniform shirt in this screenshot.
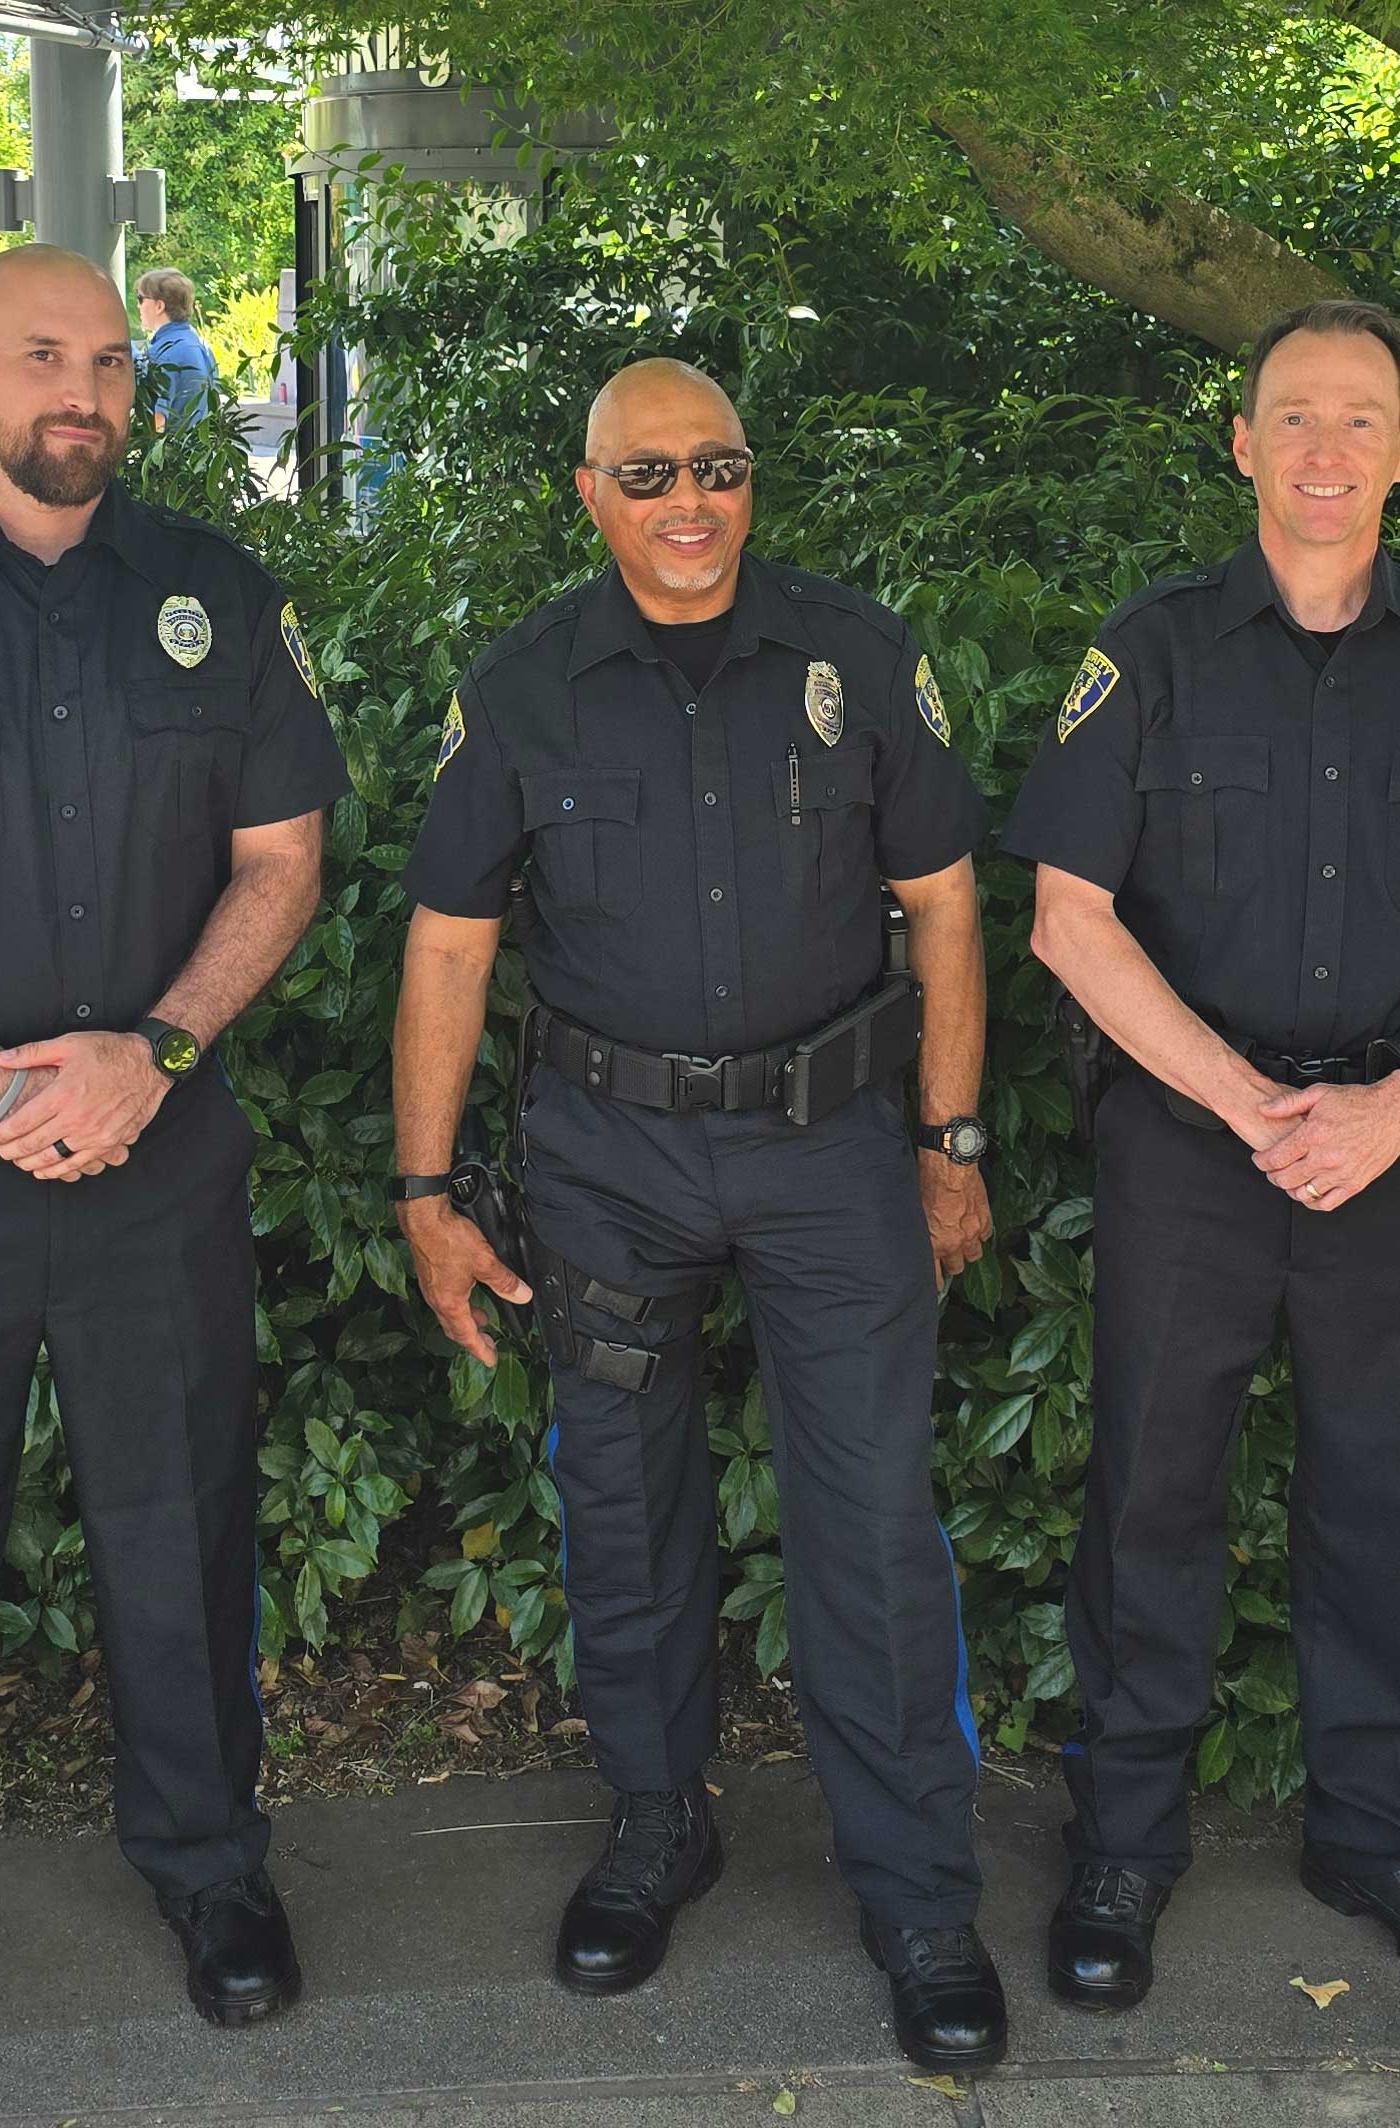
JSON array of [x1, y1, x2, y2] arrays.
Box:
[[1001, 537, 1400, 1056], [0, 479, 350, 1047], [404, 553, 986, 1056]]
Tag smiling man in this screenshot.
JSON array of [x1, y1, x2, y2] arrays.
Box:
[[0, 244, 348, 2023], [1001, 301, 1400, 2008], [393, 357, 1006, 2068]]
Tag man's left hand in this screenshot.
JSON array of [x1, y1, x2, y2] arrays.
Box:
[[1252, 1081, 1400, 1211], [0, 1032, 169, 1178], [919, 1155, 993, 1290]]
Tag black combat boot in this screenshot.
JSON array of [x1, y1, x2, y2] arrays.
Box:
[[556, 1772, 723, 1994], [860, 1911, 1008, 2070], [1302, 1850, 1400, 1950], [161, 1867, 302, 2026], [1048, 1861, 1171, 2009]]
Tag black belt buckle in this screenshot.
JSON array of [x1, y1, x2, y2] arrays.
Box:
[[666, 1052, 733, 1112]]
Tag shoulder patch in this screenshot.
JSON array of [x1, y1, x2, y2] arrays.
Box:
[[280, 601, 319, 698], [914, 654, 951, 745], [435, 691, 466, 780], [1058, 647, 1120, 743]]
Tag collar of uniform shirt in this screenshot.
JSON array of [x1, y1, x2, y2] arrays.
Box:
[[565, 550, 821, 678], [1213, 532, 1400, 640], [84, 479, 183, 589]]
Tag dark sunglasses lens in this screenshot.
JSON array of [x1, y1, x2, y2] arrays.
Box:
[[693, 455, 751, 492], [616, 460, 679, 499]]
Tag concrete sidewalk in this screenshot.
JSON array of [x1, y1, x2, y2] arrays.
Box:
[[2, 1763, 1398, 2126]]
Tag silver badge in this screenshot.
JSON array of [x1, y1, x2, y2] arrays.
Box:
[[804, 659, 843, 747], [157, 595, 212, 670]]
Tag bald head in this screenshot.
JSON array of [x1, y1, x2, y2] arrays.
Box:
[[0, 243, 134, 516], [0, 242, 128, 328], [585, 358, 745, 462]]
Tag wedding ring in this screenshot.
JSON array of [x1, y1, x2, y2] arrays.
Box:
[[1304, 1180, 1321, 1201], [53, 1139, 74, 1160]]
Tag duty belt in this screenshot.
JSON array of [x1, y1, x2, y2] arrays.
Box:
[[531, 974, 922, 1127], [1248, 1040, 1400, 1088]]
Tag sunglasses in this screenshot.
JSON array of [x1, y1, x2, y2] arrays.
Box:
[[587, 448, 754, 501]]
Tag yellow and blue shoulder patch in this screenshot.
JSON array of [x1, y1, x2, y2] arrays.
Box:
[[435, 690, 466, 781], [1058, 647, 1119, 743], [280, 601, 319, 699], [914, 653, 951, 746]]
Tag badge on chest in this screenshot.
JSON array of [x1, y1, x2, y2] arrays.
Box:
[[805, 659, 844, 746], [156, 595, 212, 669]]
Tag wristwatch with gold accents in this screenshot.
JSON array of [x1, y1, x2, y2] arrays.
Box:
[[915, 1116, 989, 1164]]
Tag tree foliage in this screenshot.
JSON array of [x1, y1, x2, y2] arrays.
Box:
[[0, 149, 1339, 1816]]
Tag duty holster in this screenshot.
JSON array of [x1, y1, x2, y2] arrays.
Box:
[[1054, 986, 1117, 1147], [448, 1086, 696, 1396]]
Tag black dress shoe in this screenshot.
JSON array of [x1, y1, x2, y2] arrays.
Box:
[[860, 1910, 1008, 2070], [160, 1868, 302, 2027], [1302, 1850, 1400, 1949], [1048, 1862, 1171, 2010], [556, 1772, 723, 1994]]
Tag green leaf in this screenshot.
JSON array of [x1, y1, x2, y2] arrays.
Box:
[[492, 1352, 532, 1427], [363, 1233, 410, 1297], [300, 1069, 360, 1106], [1025, 1641, 1075, 1700], [756, 1592, 789, 1679], [0, 1600, 36, 1649], [41, 1603, 79, 1654], [305, 1417, 342, 1470], [302, 1175, 343, 1258], [965, 1393, 1035, 1457], [449, 1566, 490, 1638], [1197, 1717, 1235, 1787]]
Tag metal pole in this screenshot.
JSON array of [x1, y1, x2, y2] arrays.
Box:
[[28, 30, 125, 291]]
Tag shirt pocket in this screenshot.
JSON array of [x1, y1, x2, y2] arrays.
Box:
[[1134, 735, 1269, 897], [520, 767, 642, 920], [126, 679, 250, 846], [769, 743, 874, 900]]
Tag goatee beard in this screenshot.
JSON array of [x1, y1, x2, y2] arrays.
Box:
[[0, 412, 125, 506]]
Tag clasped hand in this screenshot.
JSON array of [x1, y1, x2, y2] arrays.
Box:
[[1249, 1081, 1400, 1211], [0, 1032, 169, 1181]]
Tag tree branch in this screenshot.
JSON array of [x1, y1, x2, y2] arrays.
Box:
[[945, 116, 1351, 353]]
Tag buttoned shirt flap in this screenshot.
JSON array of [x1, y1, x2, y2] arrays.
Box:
[[1134, 733, 1269, 899], [520, 765, 642, 919]]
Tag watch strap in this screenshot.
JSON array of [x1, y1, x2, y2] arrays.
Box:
[[389, 1173, 452, 1202], [134, 1016, 201, 1079]]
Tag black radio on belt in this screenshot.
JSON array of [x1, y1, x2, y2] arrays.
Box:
[[781, 975, 922, 1126]]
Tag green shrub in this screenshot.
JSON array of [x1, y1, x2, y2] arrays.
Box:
[[0, 155, 1308, 1813]]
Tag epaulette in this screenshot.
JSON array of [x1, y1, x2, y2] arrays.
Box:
[[472, 583, 588, 680], [1104, 562, 1227, 634], [767, 561, 905, 646], [145, 501, 259, 562]]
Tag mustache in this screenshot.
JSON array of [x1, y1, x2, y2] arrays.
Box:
[[650, 515, 727, 533], [34, 410, 119, 446]]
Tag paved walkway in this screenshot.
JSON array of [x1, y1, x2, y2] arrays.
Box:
[[2, 1764, 1397, 2125]]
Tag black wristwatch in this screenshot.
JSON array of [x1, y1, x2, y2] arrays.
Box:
[[134, 1017, 201, 1081], [389, 1173, 452, 1203], [915, 1115, 989, 1165]]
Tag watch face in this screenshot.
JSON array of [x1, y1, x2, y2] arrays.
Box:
[[156, 1027, 199, 1076], [950, 1120, 986, 1161]]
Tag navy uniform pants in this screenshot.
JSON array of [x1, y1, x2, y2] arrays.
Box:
[[1067, 1066, 1400, 1882], [0, 1073, 268, 1900], [522, 1061, 982, 1928]]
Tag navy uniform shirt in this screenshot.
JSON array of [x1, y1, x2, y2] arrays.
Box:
[[405, 553, 986, 1055], [0, 479, 350, 1049], [1001, 537, 1400, 1057]]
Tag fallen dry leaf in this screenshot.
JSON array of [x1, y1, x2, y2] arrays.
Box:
[[1290, 1975, 1351, 2010], [417, 1770, 452, 1784], [706, 1780, 725, 1797], [772, 2092, 796, 2117], [521, 1684, 541, 1733], [755, 1750, 801, 1765], [549, 1717, 589, 1737], [454, 1679, 507, 1711], [907, 2076, 968, 2097], [68, 1679, 94, 1711]]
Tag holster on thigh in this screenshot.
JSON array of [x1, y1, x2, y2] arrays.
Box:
[[524, 1234, 708, 1395]]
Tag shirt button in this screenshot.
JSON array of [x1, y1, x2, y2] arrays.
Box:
[[703, 791, 717, 805], [1322, 864, 1337, 880], [561, 797, 575, 811], [69, 904, 85, 920], [788, 583, 803, 596], [1324, 676, 1336, 689], [710, 887, 724, 902], [826, 784, 838, 798], [1324, 766, 1339, 780], [191, 704, 203, 718], [59, 804, 77, 821], [715, 984, 729, 999], [684, 702, 697, 716], [47, 609, 61, 625], [1314, 966, 1329, 981], [75, 1003, 91, 1020], [1190, 771, 1204, 786], [52, 704, 69, 721]]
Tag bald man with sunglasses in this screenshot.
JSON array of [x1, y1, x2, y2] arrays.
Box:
[[394, 359, 1004, 2070]]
